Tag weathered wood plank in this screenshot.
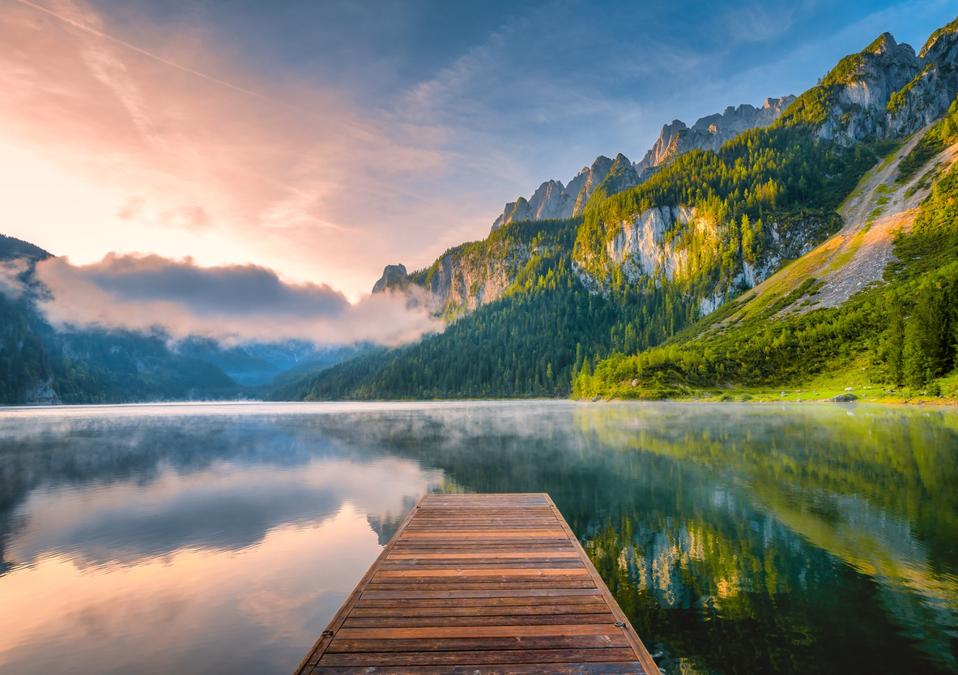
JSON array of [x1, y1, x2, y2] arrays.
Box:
[[326, 634, 630, 653], [363, 581, 599, 590], [316, 647, 638, 667], [349, 603, 611, 617], [400, 530, 568, 539], [340, 614, 617, 628], [380, 562, 586, 570], [355, 595, 606, 608], [387, 551, 579, 559], [377, 567, 589, 579], [334, 624, 620, 640], [359, 588, 603, 600], [295, 493, 657, 675]]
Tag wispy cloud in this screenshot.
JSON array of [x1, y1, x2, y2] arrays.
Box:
[[0, 0, 477, 298], [716, 0, 801, 44]]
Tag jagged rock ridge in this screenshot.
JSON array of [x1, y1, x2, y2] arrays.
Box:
[[490, 96, 795, 232], [783, 26, 958, 143], [633, 96, 796, 177], [491, 155, 620, 231]]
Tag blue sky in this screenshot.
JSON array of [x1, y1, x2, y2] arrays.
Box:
[[5, 0, 957, 300], [97, 0, 956, 178]]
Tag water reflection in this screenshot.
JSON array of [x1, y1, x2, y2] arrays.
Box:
[[0, 401, 955, 674], [571, 403, 958, 672], [0, 407, 440, 674]]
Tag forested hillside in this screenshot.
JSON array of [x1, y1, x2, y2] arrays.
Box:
[[290, 219, 696, 399], [0, 281, 241, 404]]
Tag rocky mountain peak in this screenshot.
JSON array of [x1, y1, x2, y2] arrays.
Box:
[[571, 156, 613, 215], [372, 263, 409, 293], [866, 31, 898, 54], [491, 154, 619, 230], [785, 19, 958, 144], [662, 119, 688, 134], [634, 96, 795, 178], [591, 153, 640, 203], [489, 95, 796, 232]]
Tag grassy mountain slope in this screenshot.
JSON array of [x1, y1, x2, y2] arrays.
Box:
[[577, 103, 958, 402]]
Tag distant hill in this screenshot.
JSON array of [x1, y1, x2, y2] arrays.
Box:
[[0, 234, 51, 262], [0, 239, 356, 404]]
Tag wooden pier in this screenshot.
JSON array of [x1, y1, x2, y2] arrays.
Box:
[[296, 493, 657, 674]]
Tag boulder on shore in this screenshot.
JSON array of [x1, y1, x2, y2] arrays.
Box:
[[828, 392, 858, 402]]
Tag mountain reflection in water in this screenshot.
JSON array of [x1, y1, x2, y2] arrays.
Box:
[[0, 401, 955, 674]]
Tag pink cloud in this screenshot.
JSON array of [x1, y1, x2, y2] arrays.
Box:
[[0, 0, 493, 299]]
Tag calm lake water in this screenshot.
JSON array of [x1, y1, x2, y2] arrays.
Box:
[[0, 401, 955, 674]]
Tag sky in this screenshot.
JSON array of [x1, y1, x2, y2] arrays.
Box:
[[1, 0, 956, 309]]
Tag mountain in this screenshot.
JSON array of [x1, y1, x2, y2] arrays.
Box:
[[489, 96, 795, 233], [5, 17, 957, 405], [633, 96, 796, 177], [781, 28, 958, 142], [386, 98, 800, 316], [0, 282, 239, 404], [592, 153, 641, 200], [303, 16, 958, 402], [303, 219, 678, 399], [490, 155, 616, 231], [572, 22, 958, 304]]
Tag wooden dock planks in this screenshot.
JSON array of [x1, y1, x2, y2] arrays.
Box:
[[295, 493, 658, 674]]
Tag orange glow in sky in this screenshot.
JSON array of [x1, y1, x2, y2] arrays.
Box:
[[0, 0, 483, 300]]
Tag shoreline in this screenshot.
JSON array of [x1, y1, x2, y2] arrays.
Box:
[[585, 389, 958, 408], [2, 394, 957, 411], [596, 395, 958, 408]]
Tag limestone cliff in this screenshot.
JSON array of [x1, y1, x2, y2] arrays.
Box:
[[373, 220, 574, 316], [580, 205, 833, 315], [371, 264, 410, 293]]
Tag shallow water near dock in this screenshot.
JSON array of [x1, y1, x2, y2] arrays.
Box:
[[0, 400, 955, 674]]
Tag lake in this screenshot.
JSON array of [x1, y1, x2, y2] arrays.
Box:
[[0, 401, 955, 674]]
